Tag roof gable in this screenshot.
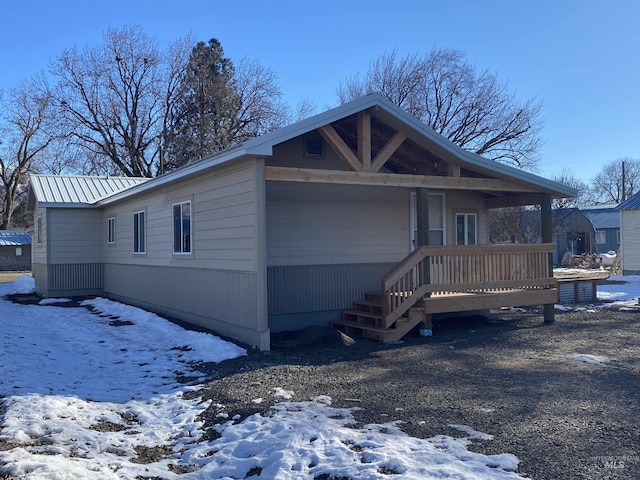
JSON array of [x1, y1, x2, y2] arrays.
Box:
[[27, 94, 576, 208], [27, 175, 149, 210]]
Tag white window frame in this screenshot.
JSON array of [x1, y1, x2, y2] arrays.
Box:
[[133, 210, 146, 254], [107, 217, 116, 244], [172, 200, 192, 254], [455, 212, 477, 245], [36, 216, 43, 244], [595, 230, 606, 245]]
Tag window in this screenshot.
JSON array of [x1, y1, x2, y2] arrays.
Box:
[[595, 230, 606, 245], [133, 211, 145, 254], [456, 213, 477, 245], [107, 217, 116, 244], [172, 201, 192, 254], [617, 229, 621, 244], [36, 216, 43, 244]]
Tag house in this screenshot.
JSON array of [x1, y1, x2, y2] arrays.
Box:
[[616, 194, 640, 274], [581, 204, 620, 254], [26, 94, 575, 350], [0, 230, 32, 271]]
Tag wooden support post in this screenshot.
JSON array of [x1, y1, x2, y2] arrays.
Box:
[[416, 188, 430, 287], [541, 193, 555, 324], [416, 188, 430, 247]]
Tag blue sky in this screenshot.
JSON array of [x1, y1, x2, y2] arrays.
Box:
[[1, 0, 638, 184]]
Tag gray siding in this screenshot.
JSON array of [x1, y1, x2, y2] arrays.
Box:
[[47, 263, 104, 296], [48, 209, 103, 264], [101, 159, 269, 350], [33, 207, 47, 264], [266, 182, 410, 266], [105, 264, 267, 348], [621, 210, 640, 274], [267, 262, 396, 315]]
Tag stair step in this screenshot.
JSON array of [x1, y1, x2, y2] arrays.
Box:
[[332, 318, 391, 334], [342, 309, 382, 320], [353, 300, 382, 311]]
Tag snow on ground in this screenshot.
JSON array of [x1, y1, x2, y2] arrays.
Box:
[[3, 273, 637, 478], [567, 354, 618, 365]]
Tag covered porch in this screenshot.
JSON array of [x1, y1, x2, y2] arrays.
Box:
[[261, 95, 573, 341]]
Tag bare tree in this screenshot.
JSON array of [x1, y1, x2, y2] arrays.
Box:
[[49, 26, 192, 177], [0, 77, 56, 228], [336, 48, 543, 169], [589, 158, 640, 204], [552, 168, 587, 208]]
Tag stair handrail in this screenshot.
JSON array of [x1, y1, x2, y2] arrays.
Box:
[[381, 243, 556, 328]]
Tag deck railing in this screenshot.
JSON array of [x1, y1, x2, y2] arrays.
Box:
[[380, 243, 556, 327]]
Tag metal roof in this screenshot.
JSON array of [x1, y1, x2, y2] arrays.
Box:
[[0, 230, 31, 246], [28, 175, 149, 209], [616, 192, 640, 211], [581, 208, 620, 229]]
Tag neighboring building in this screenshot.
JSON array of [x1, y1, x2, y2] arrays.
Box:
[[552, 208, 596, 265], [581, 204, 620, 254], [521, 208, 596, 265], [0, 230, 32, 271], [26, 94, 574, 350], [616, 194, 640, 274]]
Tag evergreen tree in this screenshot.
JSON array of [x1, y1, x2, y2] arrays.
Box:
[[166, 39, 237, 169]]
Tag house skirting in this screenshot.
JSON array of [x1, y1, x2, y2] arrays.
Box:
[[33, 262, 104, 297], [267, 262, 396, 332], [103, 263, 269, 350]]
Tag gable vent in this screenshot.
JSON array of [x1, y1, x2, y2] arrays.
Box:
[[304, 134, 324, 158]]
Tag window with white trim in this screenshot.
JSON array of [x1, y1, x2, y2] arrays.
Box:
[[133, 210, 145, 254], [172, 201, 192, 254], [456, 213, 477, 245], [595, 230, 606, 245], [107, 217, 116, 244], [37, 216, 43, 244]]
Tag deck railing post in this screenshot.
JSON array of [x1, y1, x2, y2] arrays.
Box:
[[541, 194, 555, 324]]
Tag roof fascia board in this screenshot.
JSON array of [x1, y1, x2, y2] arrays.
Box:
[[96, 147, 251, 207]]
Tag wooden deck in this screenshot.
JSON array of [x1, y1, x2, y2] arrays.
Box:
[[332, 244, 557, 342]]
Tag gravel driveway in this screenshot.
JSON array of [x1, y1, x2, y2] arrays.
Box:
[[194, 307, 640, 480]]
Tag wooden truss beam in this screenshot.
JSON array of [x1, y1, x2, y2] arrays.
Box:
[[265, 166, 536, 192], [318, 125, 362, 171], [358, 111, 372, 170], [369, 131, 407, 173]]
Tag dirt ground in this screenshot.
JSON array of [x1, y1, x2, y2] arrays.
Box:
[[2, 270, 638, 479], [193, 306, 640, 480], [0, 272, 30, 284]]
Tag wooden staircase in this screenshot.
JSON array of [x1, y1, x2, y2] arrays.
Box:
[[331, 243, 557, 343], [331, 291, 425, 342]]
